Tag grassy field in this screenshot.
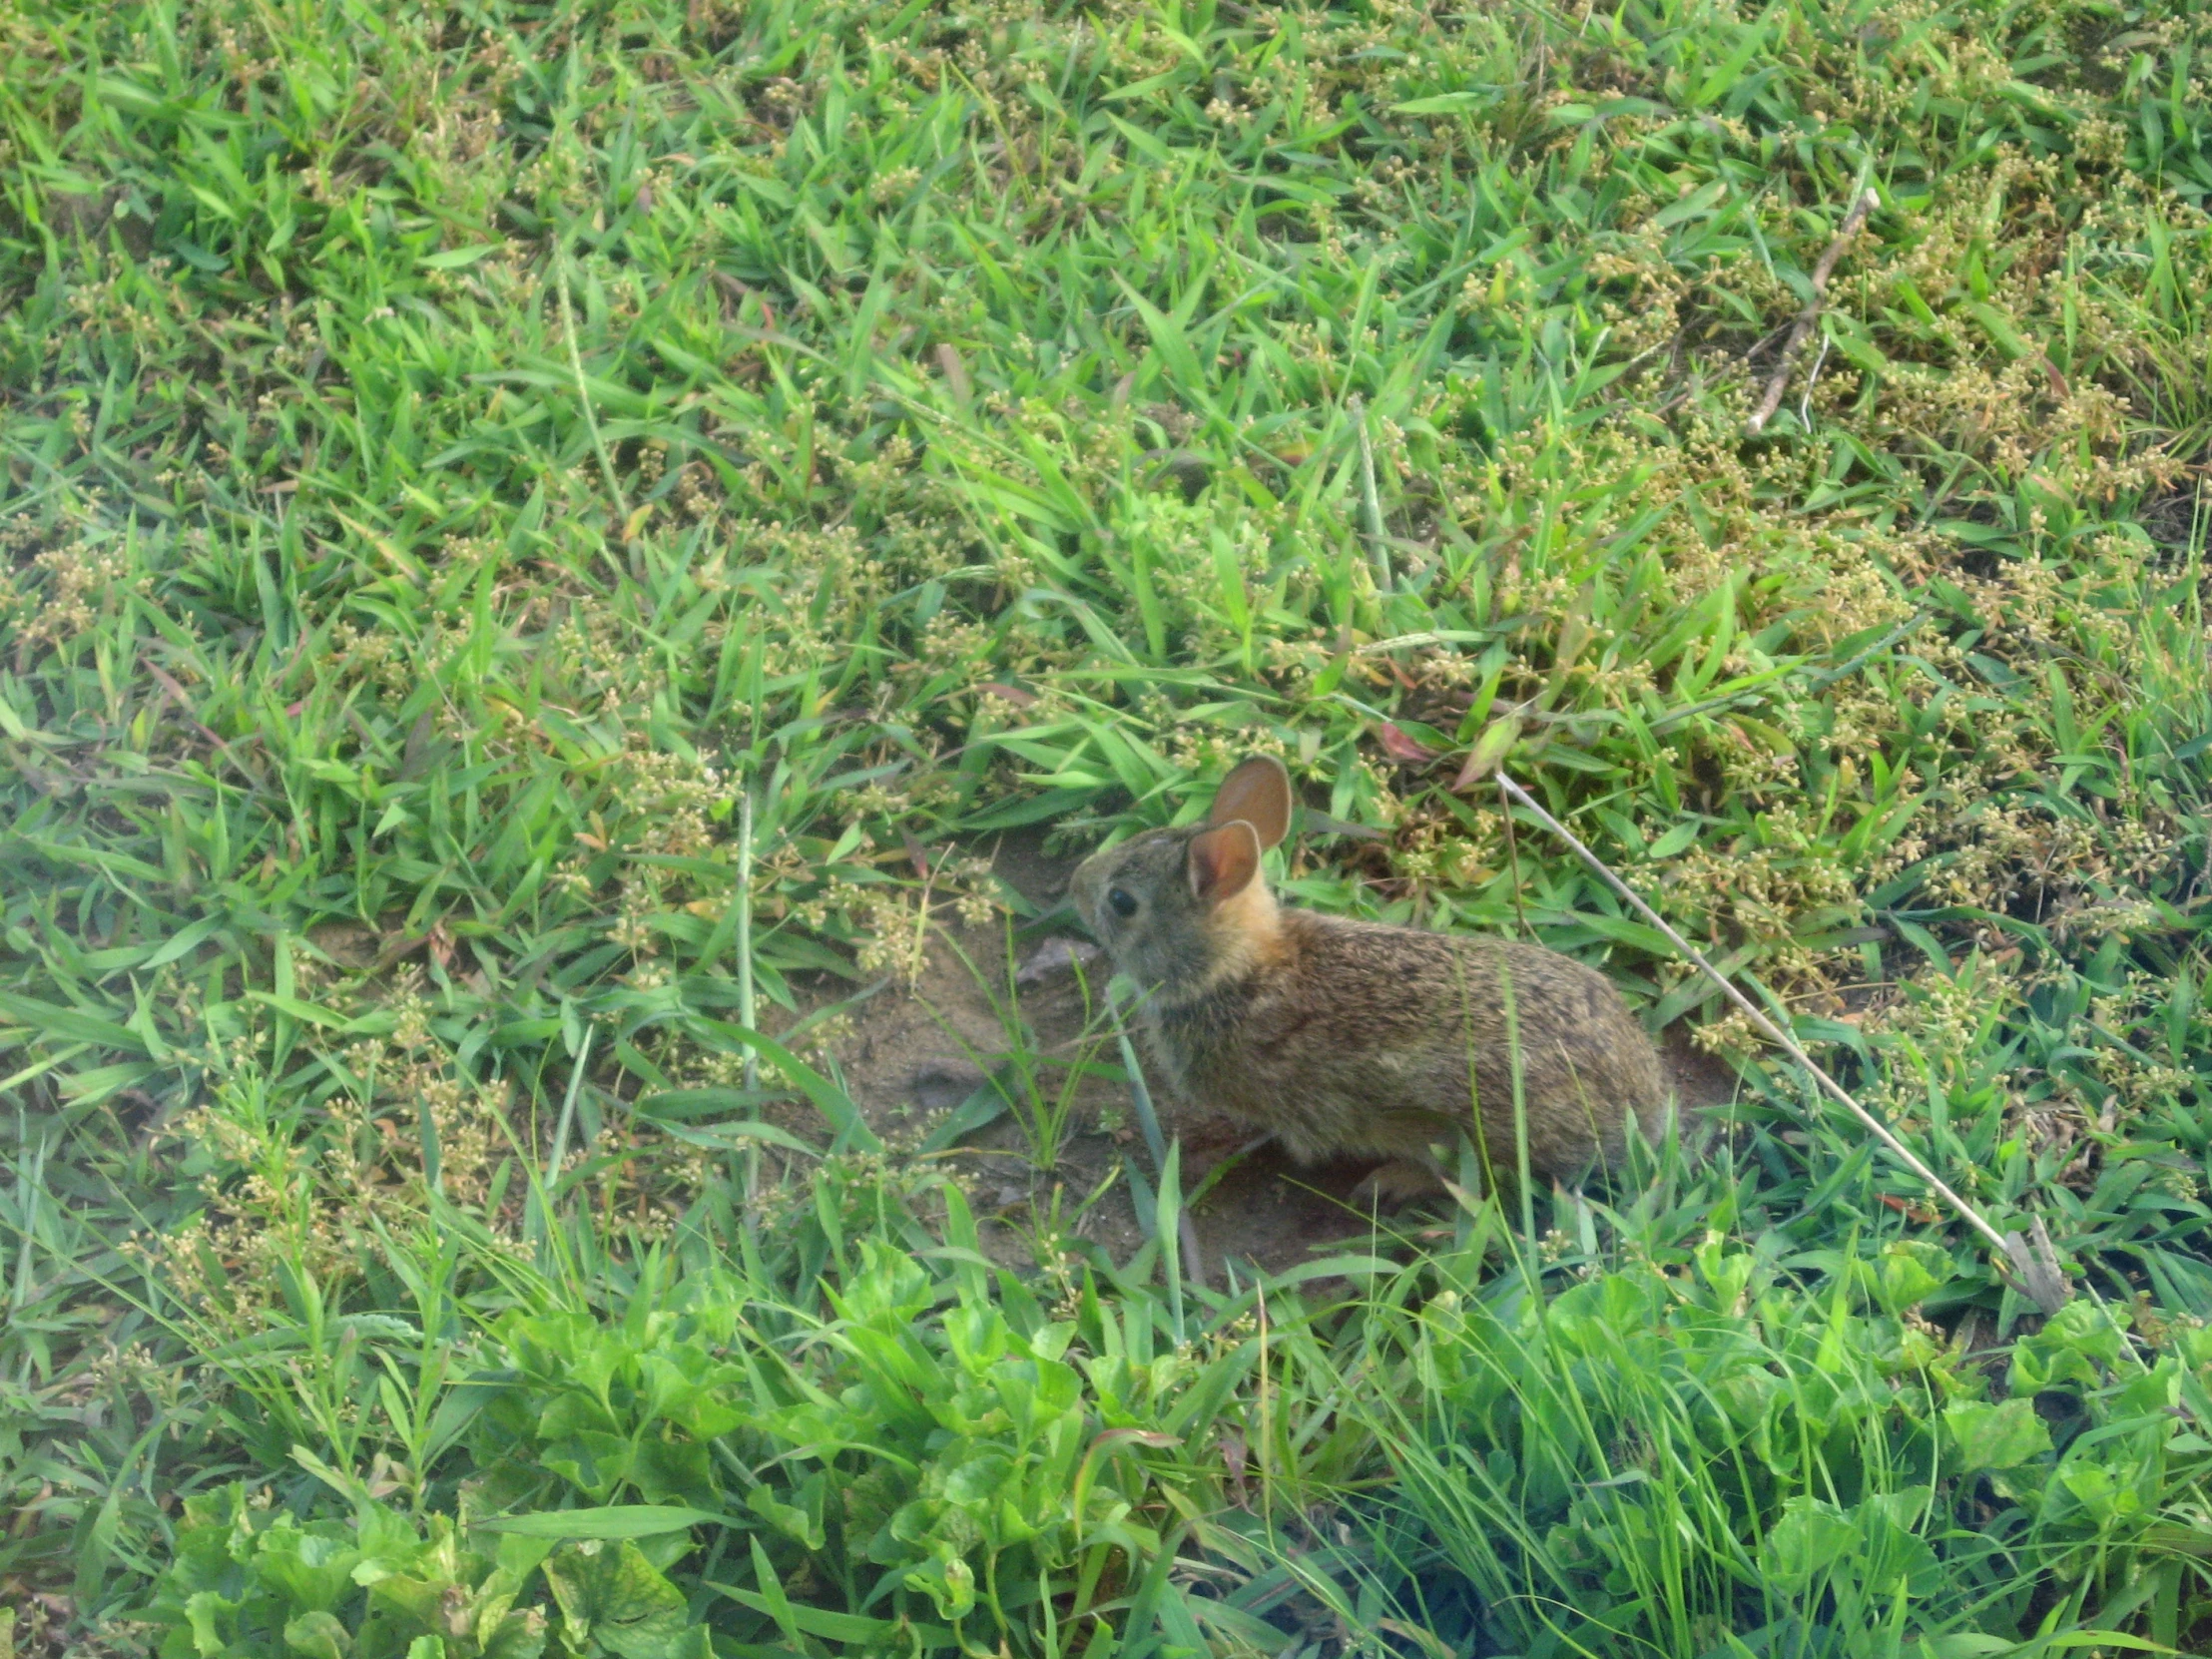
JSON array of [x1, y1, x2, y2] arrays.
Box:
[[5, 0, 2212, 1651]]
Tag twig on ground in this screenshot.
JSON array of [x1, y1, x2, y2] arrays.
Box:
[[1350, 393, 1391, 591], [1746, 190, 1880, 436], [1491, 770, 2071, 1315], [555, 251, 632, 529], [1797, 335, 1833, 431], [546, 1026, 597, 1221], [737, 787, 761, 1222]]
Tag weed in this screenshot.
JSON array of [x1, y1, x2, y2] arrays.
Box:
[[1345, 1206, 2212, 1654], [4, 0, 2212, 1649]]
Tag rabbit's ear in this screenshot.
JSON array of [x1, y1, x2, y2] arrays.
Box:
[[1209, 756, 1292, 849], [1188, 821, 1263, 903]]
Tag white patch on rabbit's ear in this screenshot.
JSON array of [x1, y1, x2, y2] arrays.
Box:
[[1208, 756, 1292, 849], [1187, 822, 1262, 903]]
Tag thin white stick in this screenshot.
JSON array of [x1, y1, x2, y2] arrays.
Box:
[[737, 787, 760, 1212], [555, 253, 632, 528], [1350, 394, 1391, 591], [1797, 334, 1833, 431], [737, 788, 758, 1093], [545, 1025, 593, 1195], [1494, 772, 2069, 1314]]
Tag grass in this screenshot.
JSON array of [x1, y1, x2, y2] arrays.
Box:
[[3, 0, 2212, 1651], [1347, 1201, 2212, 1656]]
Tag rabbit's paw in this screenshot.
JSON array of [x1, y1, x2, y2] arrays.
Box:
[[1349, 1159, 1444, 1211]]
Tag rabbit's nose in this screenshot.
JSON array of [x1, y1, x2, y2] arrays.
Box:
[[1068, 862, 1100, 920]]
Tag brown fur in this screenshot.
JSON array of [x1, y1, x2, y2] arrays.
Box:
[[1069, 757, 1667, 1202]]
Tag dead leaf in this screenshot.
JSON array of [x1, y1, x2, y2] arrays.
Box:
[[1015, 936, 1101, 986], [1220, 1428, 1248, 1507], [936, 343, 970, 404], [1375, 721, 1435, 764], [900, 830, 936, 879]]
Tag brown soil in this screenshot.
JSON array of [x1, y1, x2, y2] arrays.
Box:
[[786, 829, 1749, 1286]]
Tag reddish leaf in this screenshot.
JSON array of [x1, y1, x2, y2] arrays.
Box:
[[1376, 721, 1435, 764], [900, 830, 935, 879]]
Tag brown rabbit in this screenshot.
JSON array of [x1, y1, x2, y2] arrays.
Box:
[[1068, 756, 1667, 1205]]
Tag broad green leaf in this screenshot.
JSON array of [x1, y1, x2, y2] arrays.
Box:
[[543, 1540, 698, 1659], [474, 1506, 725, 1540]]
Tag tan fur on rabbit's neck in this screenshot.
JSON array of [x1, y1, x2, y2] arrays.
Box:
[[1173, 875, 1285, 1003]]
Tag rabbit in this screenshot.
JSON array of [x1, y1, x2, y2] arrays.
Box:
[[1068, 755, 1667, 1206]]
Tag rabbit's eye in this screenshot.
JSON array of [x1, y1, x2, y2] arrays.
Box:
[[1107, 887, 1139, 918]]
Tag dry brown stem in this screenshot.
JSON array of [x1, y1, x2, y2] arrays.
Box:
[[1745, 190, 1881, 436]]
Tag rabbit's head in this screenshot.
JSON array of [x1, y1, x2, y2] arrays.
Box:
[[1070, 756, 1293, 1002]]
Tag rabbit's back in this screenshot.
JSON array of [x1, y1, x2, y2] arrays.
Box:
[[1147, 911, 1664, 1182]]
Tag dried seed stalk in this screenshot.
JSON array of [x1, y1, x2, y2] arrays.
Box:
[[1495, 772, 2070, 1315], [1745, 190, 1880, 437]]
